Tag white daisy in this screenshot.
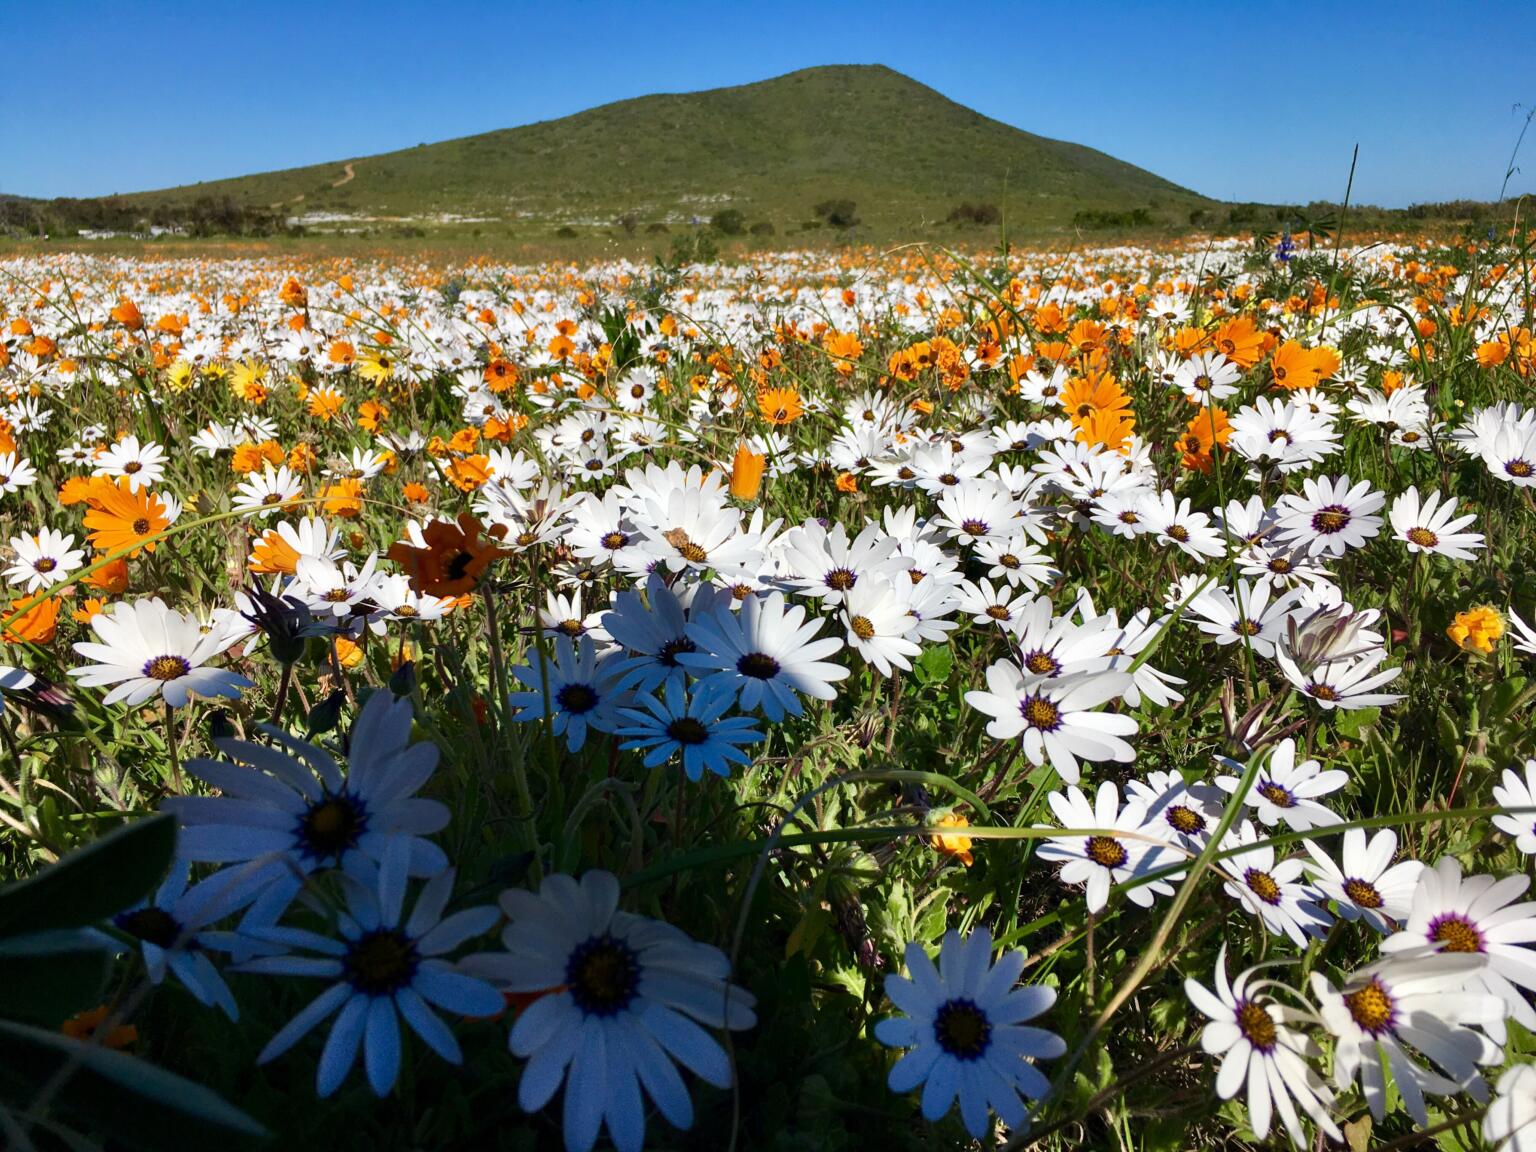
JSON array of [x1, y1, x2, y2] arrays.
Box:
[[69, 596, 252, 707]]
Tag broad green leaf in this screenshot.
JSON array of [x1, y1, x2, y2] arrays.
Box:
[[0, 815, 175, 938]]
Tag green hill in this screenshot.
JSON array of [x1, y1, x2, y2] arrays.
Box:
[[108, 65, 1211, 233]]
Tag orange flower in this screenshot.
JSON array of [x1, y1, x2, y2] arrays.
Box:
[[822, 330, 864, 376], [327, 340, 356, 367], [1074, 408, 1136, 452], [83, 479, 169, 555], [358, 400, 389, 431], [321, 479, 364, 518], [446, 454, 492, 492], [483, 359, 518, 391], [1061, 372, 1131, 425], [334, 636, 365, 669], [386, 513, 510, 598], [250, 529, 300, 575], [402, 482, 431, 504], [307, 387, 346, 422], [448, 427, 481, 454], [59, 475, 102, 506], [73, 597, 110, 624], [84, 556, 131, 594], [279, 277, 308, 308], [3, 596, 59, 644], [728, 443, 766, 501], [61, 1006, 136, 1049], [929, 812, 974, 867], [757, 386, 803, 426], [1212, 316, 1264, 368], [289, 442, 317, 471], [835, 471, 859, 493], [110, 298, 144, 330], [231, 440, 285, 474], [1179, 407, 1232, 472]]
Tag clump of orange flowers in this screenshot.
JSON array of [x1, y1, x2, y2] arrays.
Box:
[[758, 386, 803, 426]]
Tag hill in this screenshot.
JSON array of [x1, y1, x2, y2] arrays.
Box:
[[92, 65, 1212, 235]]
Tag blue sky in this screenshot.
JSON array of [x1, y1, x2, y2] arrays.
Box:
[[5, 0, 1533, 207]]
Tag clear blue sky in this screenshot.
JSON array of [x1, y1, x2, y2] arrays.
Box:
[[5, 0, 1533, 207]]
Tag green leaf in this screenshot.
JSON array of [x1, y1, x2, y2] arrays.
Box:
[[1335, 706, 1380, 739], [0, 1019, 267, 1148], [913, 644, 953, 685], [0, 950, 109, 1024], [0, 814, 175, 938]]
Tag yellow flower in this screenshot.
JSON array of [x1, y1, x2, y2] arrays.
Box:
[[1447, 606, 1504, 654], [929, 812, 974, 867]]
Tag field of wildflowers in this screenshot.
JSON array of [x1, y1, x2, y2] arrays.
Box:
[[1, 230, 1535, 1151]]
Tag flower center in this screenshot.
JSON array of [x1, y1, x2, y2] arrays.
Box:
[[1244, 868, 1282, 905], [985, 604, 1011, 621], [566, 933, 641, 1017], [143, 654, 191, 681], [132, 517, 152, 534], [297, 792, 368, 860], [1343, 977, 1396, 1034], [824, 568, 857, 591], [1019, 695, 1061, 731], [344, 928, 419, 997], [115, 905, 181, 949], [1233, 618, 1261, 636], [849, 615, 876, 640], [737, 652, 781, 680], [1311, 506, 1350, 534], [1257, 782, 1295, 808], [1342, 877, 1384, 909], [1167, 805, 1205, 835], [662, 528, 708, 563], [556, 619, 585, 636], [1166, 525, 1190, 542], [33, 557, 56, 573], [661, 714, 710, 746], [123, 461, 143, 474], [1235, 1000, 1277, 1051], [1307, 683, 1340, 702], [600, 531, 629, 551], [1267, 555, 1293, 573], [960, 519, 988, 536], [1429, 913, 1484, 954], [1085, 835, 1128, 868], [932, 997, 992, 1060], [1023, 650, 1061, 676], [1405, 526, 1438, 547], [556, 683, 599, 714], [1506, 458, 1534, 478]]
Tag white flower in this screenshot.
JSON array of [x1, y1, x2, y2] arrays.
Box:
[[1486, 1063, 1536, 1152], [1272, 475, 1385, 557], [964, 665, 1136, 783], [874, 927, 1064, 1140], [1173, 351, 1241, 405], [1381, 856, 1536, 1042], [4, 528, 85, 591], [1302, 828, 1422, 933], [1388, 486, 1483, 560], [1277, 646, 1404, 710], [92, 434, 167, 490], [1184, 944, 1339, 1147], [1216, 821, 1331, 946], [1493, 759, 1536, 854], [839, 576, 922, 675], [69, 596, 252, 707], [240, 842, 502, 1097], [0, 453, 39, 494], [1312, 950, 1504, 1125], [1215, 738, 1347, 831], [232, 465, 304, 517], [679, 590, 848, 721], [462, 870, 757, 1152], [1037, 782, 1178, 912]]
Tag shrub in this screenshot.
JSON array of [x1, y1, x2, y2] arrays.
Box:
[[711, 209, 746, 236], [813, 198, 860, 228]]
